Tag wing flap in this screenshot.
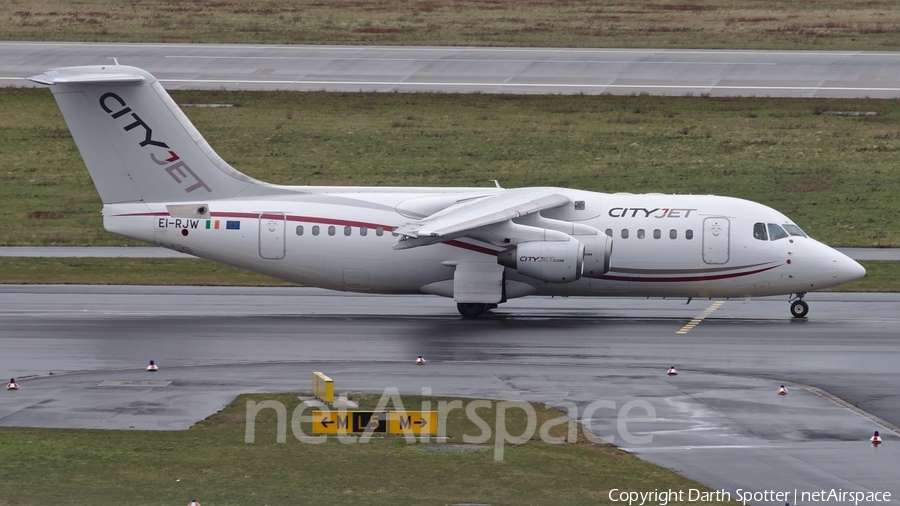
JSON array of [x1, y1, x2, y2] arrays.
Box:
[[396, 188, 570, 241], [394, 188, 570, 249]]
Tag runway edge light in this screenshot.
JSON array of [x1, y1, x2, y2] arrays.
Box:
[[147, 360, 158, 372], [778, 385, 788, 395], [188, 500, 201, 506], [871, 431, 882, 446], [667, 366, 678, 376], [416, 355, 426, 366], [6, 378, 18, 390]]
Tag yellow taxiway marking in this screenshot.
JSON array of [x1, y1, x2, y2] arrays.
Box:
[[677, 301, 725, 334]]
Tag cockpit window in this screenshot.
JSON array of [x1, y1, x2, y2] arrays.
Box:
[[767, 223, 789, 241], [783, 224, 807, 237], [753, 223, 768, 241]]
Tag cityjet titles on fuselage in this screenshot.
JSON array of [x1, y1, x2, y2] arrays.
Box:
[[608, 207, 697, 218]]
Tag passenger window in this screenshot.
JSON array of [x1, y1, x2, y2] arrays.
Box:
[[621, 229, 629, 239], [605, 228, 613, 237], [783, 224, 807, 237], [637, 229, 645, 239], [360, 227, 368, 237], [328, 226, 336, 236], [669, 229, 677, 239], [296, 225, 303, 236], [753, 222, 768, 241], [653, 229, 661, 239], [767, 223, 789, 241], [376, 226, 384, 237], [685, 229, 693, 240], [312, 225, 320, 236], [344, 226, 352, 236]]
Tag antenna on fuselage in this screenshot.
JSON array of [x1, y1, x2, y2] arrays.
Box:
[[491, 179, 502, 189]]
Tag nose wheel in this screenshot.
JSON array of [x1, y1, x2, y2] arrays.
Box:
[[789, 294, 809, 318]]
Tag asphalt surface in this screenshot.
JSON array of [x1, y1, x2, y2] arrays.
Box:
[[1, 285, 898, 504], [3, 42, 900, 97]]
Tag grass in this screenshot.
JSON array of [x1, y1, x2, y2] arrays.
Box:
[[0, 393, 741, 505], [3, 88, 900, 248], [0, 259, 897, 292], [2, 0, 900, 50]]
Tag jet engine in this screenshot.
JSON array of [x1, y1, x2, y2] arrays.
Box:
[[497, 239, 584, 283]]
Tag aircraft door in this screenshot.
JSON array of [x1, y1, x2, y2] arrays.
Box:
[[702, 217, 730, 264], [259, 213, 285, 260]]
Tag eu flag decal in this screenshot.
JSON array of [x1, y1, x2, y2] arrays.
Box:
[[226, 220, 241, 230]]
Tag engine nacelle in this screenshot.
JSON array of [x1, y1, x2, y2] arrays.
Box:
[[497, 240, 584, 283], [578, 234, 613, 277]]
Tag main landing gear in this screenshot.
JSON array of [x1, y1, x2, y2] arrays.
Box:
[[789, 293, 809, 318], [456, 303, 498, 318]]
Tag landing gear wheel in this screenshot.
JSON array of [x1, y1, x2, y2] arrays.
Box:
[[790, 300, 809, 318], [457, 303, 487, 318]]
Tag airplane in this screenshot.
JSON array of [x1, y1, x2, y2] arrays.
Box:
[[29, 65, 866, 318]]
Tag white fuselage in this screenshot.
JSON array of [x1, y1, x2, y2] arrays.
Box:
[[103, 187, 864, 300]]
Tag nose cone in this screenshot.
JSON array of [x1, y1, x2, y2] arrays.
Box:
[[837, 254, 866, 282]]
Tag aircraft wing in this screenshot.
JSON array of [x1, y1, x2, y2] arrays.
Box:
[[394, 187, 570, 249]]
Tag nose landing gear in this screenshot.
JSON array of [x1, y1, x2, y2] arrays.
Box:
[[789, 293, 809, 318]]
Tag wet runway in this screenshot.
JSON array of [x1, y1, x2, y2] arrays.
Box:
[[1, 285, 897, 503]]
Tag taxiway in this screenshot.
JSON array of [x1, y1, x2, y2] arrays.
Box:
[[1, 285, 897, 504]]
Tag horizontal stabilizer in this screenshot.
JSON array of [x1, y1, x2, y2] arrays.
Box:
[[29, 69, 145, 85]]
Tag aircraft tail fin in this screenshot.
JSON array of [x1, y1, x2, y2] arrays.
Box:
[[29, 65, 285, 204]]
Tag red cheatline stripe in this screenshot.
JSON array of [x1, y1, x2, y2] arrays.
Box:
[[113, 211, 395, 230], [117, 210, 503, 255], [592, 264, 780, 283]]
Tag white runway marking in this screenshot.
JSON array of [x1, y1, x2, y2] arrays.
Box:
[[156, 78, 900, 93]]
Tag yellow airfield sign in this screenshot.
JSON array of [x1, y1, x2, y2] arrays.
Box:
[[311, 411, 349, 434], [312, 411, 437, 435], [388, 411, 438, 436]]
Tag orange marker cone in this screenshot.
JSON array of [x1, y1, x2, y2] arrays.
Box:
[[871, 431, 882, 446], [6, 378, 18, 390], [147, 360, 158, 372], [667, 366, 678, 376], [778, 385, 788, 395], [416, 356, 426, 366]]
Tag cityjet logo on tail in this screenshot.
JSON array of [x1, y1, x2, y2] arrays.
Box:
[[608, 207, 697, 218], [99, 92, 211, 194]]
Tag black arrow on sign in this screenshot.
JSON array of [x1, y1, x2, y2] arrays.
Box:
[[320, 417, 334, 427], [414, 418, 427, 427]]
